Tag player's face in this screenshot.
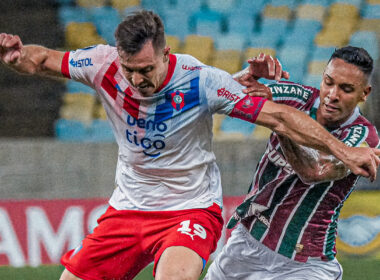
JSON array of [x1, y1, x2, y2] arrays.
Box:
[[317, 58, 371, 128], [119, 40, 169, 96]]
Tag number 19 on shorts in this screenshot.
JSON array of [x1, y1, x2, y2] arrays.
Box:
[[177, 220, 207, 240]]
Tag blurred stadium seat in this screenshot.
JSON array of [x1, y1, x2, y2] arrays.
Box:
[[303, 74, 322, 89], [58, 6, 90, 26], [65, 22, 106, 49], [89, 6, 121, 45], [111, 0, 141, 11], [278, 46, 309, 82], [349, 31, 379, 60], [310, 46, 336, 61], [295, 4, 326, 22], [76, 0, 107, 8], [225, 12, 256, 40], [268, 0, 298, 9], [215, 33, 247, 51], [367, 0, 380, 4], [219, 116, 257, 139], [263, 5, 292, 20], [182, 34, 214, 64], [308, 60, 328, 76], [362, 3, 380, 18], [211, 50, 242, 74], [163, 9, 191, 40], [244, 47, 276, 61], [166, 35, 182, 53], [206, 0, 235, 12], [59, 93, 96, 123], [190, 8, 225, 36], [66, 80, 95, 94], [88, 119, 115, 142], [55, 119, 88, 141], [302, 0, 330, 6], [93, 102, 107, 120], [251, 125, 272, 140]]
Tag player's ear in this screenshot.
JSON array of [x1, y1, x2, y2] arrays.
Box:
[[361, 85, 371, 102], [163, 46, 170, 62]]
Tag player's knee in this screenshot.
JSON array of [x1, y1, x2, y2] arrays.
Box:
[[59, 269, 82, 280], [155, 246, 203, 280]]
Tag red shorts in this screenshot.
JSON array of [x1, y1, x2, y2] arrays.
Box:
[[61, 204, 223, 280]]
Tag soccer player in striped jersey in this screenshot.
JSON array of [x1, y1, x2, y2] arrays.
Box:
[[1, 10, 379, 279], [205, 46, 379, 280]]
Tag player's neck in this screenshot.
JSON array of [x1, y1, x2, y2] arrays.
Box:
[[155, 54, 176, 93]]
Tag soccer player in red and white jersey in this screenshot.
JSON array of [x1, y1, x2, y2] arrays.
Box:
[[1, 10, 379, 280], [205, 47, 379, 280]]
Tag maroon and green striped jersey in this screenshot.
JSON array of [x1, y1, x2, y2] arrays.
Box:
[[227, 81, 379, 262]]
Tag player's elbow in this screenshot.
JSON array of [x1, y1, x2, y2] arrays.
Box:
[[297, 170, 334, 184], [298, 173, 323, 184]]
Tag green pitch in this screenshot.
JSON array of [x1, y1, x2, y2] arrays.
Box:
[[0, 258, 377, 279]]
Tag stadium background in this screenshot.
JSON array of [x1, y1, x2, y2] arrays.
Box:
[[0, 0, 380, 279]]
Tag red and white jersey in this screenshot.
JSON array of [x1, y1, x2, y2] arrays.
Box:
[[61, 45, 266, 211]]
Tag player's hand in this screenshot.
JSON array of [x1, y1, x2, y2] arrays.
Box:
[[0, 33, 23, 65], [241, 78, 273, 100], [247, 53, 290, 81], [343, 147, 380, 182]]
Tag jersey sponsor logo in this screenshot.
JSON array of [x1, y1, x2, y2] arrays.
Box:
[[268, 149, 293, 173], [126, 115, 168, 158], [344, 125, 365, 147], [177, 220, 207, 240], [182, 65, 202, 71], [270, 85, 310, 102], [217, 87, 241, 102], [171, 91, 185, 110], [69, 58, 94, 68]]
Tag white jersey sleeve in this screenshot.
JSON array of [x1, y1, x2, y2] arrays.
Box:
[[201, 66, 247, 115], [61, 44, 116, 88]]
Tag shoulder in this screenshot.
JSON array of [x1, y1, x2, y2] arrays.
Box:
[[69, 44, 117, 62], [175, 53, 205, 69]]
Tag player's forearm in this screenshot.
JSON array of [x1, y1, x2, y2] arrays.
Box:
[[278, 135, 349, 183], [256, 102, 351, 165], [11, 45, 63, 77]]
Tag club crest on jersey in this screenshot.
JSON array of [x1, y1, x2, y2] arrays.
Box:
[[242, 97, 254, 108], [171, 91, 185, 110]]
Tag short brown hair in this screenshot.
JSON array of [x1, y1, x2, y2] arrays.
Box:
[[115, 10, 166, 55]]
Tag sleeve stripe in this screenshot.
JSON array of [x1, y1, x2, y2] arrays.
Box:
[[61, 51, 71, 79]]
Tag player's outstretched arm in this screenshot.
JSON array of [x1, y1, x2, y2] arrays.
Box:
[[277, 135, 349, 184], [0, 33, 65, 77], [255, 100, 380, 181]]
